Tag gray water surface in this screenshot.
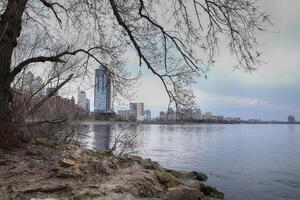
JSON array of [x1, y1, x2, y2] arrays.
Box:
[[80, 123, 300, 200]]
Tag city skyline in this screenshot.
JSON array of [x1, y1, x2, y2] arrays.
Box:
[[63, 1, 300, 121]]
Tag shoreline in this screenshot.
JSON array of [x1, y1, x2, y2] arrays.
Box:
[[0, 138, 224, 200], [80, 120, 300, 125]]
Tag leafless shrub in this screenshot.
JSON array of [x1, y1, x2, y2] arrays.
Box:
[[110, 124, 138, 156]]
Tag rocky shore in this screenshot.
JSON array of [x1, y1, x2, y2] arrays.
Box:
[[0, 139, 224, 200]]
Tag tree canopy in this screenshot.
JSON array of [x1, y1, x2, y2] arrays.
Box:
[[0, 0, 269, 145]]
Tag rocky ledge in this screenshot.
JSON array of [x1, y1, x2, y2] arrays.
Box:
[[0, 139, 224, 200]]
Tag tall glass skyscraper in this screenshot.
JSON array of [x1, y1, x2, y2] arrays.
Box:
[[94, 66, 111, 113]]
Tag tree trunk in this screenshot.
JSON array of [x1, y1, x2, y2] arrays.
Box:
[[0, 0, 28, 146]]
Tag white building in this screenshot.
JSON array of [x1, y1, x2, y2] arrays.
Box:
[[77, 88, 90, 112], [130, 103, 144, 121]]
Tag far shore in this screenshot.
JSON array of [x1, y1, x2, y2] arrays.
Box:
[[79, 120, 300, 125]]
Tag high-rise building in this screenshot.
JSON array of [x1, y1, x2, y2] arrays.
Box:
[[22, 72, 44, 95], [77, 88, 90, 112], [288, 115, 296, 123], [130, 103, 144, 121], [94, 67, 112, 113], [144, 110, 151, 121]]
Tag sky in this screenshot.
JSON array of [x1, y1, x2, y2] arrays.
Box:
[[78, 0, 300, 121]]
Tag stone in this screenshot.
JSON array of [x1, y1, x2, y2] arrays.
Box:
[[191, 183, 224, 199], [157, 172, 181, 188], [96, 150, 112, 157], [189, 171, 208, 182], [166, 186, 204, 200], [167, 169, 208, 182], [49, 167, 82, 178], [59, 159, 76, 168], [36, 138, 57, 148], [21, 183, 73, 193]]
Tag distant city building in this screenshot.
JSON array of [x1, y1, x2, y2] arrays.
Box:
[[192, 108, 202, 120], [117, 110, 135, 121], [77, 88, 90, 112], [130, 103, 144, 121], [159, 111, 167, 121], [94, 67, 112, 113], [195, 111, 223, 122], [167, 108, 177, 121], [288, 115, 296, 123], [247, 119, 262, 123], [224, 117, 241, 123], [144, 110, 151, 121], [22, 72, 44, 95]]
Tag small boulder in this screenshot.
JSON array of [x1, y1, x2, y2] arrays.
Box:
[[59, 158, 76, 168], [192, 183, 224, 199], [167, 170, 208, 182], [96, 150, 112, 157], [157, 172, 181, 188], [166, 186, 204, 200], [36, 138, 57, 148]]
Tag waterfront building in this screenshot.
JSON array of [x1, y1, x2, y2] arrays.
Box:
[[159, 111, 167, 121], [288, 115, 296, 123], [192, 108, 202, 120], [167, 108, 177, 121], [224, 117, 241, 123], [117, 110, 134, 121], [22, 72, 44, 95], [94, 67, 112, 113], [144, 110, 151, 121], [77, 88, 90, 112], [130, 103, 144, 121]]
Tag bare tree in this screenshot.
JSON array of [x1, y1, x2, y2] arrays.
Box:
[[110, 124, 138, 156], [0, 0, 269, 146]]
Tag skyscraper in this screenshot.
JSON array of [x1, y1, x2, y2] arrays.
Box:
[[77, 88, 90, 112], [94, 66, 112, 113], [130, 103, 144, 121]]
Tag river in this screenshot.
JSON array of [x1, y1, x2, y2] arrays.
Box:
[[79, 123, 300, 200]]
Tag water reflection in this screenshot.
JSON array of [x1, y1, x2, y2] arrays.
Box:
[[81, 123, 139, 155], [79, 123, 300, 200], [288, 124, 296, 133], [80, 124, 111, 150], [93, 124, 111, 150]]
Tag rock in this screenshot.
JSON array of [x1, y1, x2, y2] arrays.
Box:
[[167, 169, 208, 182], [36, 138, 57, 148], [59, 159, 76, 168], [191, 183, 224, 199], [157, 172, 181, 188], [133, 181, 155, 197], [96, 150, 112, 157], [166, 186, 204, 200], [21, 183, 73, 193], [49, 167, 82, 178], [30, 198, 60, 200], [26, 149, 42, 156], [140, 159, 163, 171], [188, 171, 208, 182], [88, 184, 100, 188]]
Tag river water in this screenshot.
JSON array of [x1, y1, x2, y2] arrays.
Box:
[[80, 123, 300, 200]]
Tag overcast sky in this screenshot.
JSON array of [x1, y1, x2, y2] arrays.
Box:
[[79, 0, 300, 121]]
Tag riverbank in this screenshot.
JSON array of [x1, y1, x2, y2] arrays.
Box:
[[0, 138, 224, 200]]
